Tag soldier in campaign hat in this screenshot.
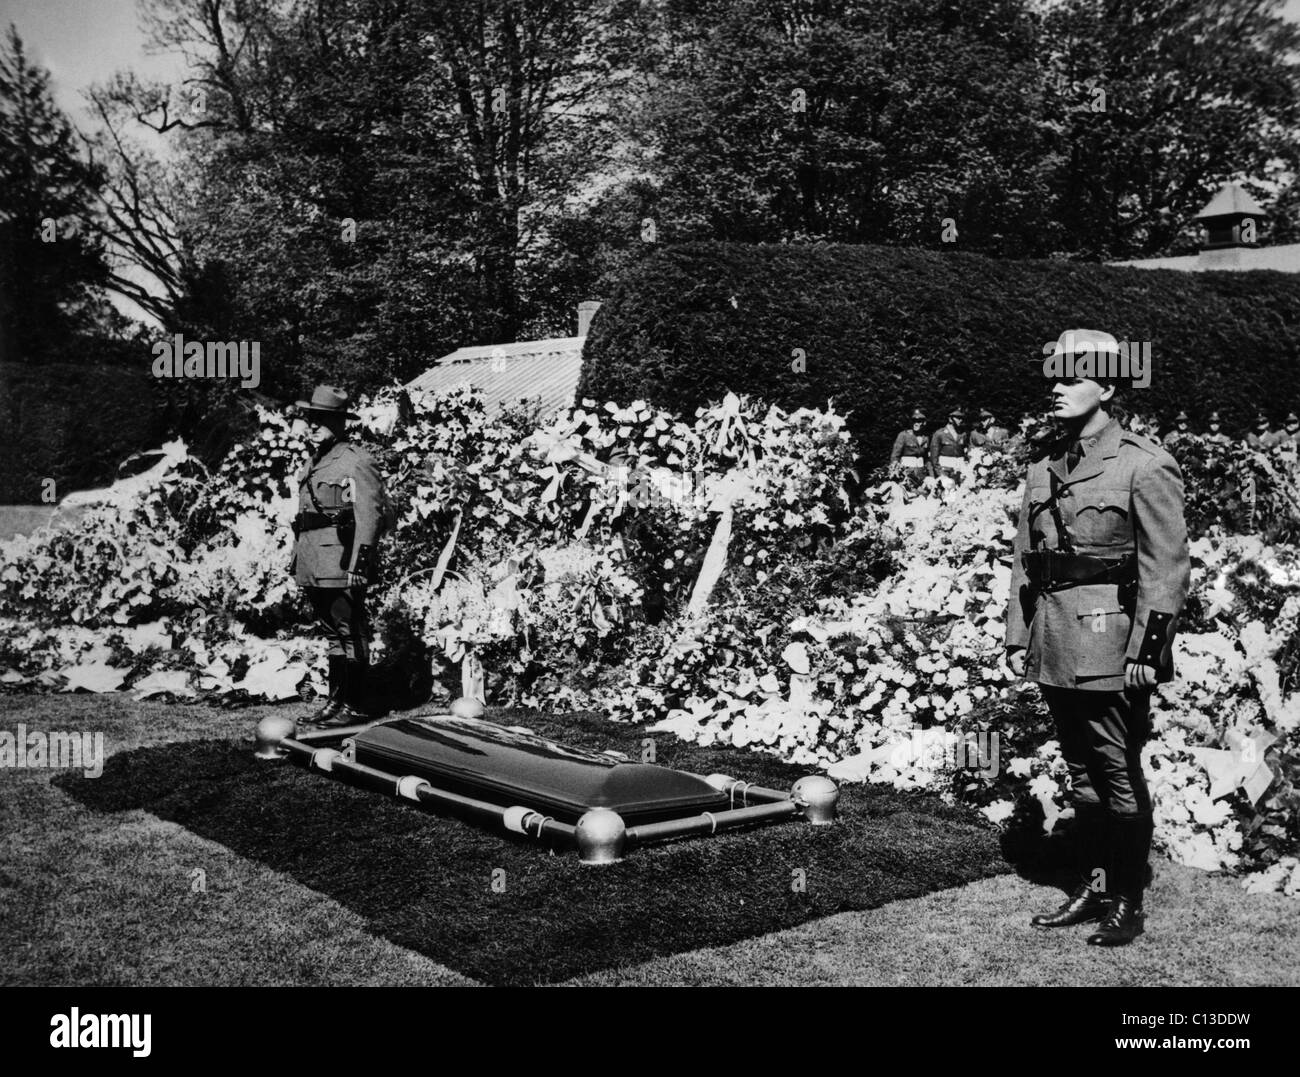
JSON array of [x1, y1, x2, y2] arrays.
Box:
[[290, 385, 391, 727], [1007, 328, 1190, 946], [1204, 410, 1231, 447], [969, 407, 1011, 449], [1162, 409, 1193, 453], [928, 404, 968, 476], [1275, 411, 1300, 464], [889, 408, 933, 480], [1245, 412, 1277, 451]]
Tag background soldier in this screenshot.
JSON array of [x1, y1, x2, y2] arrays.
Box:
[[890, 408, 932, 479], [1275, 411, 1300, 464], [969, 407, 1010, 449], [1204, 410, 1231, 446], [291, 386, 388, 727], [1162, 409, 1192, 452], [928, 405, 967, 476], [1007, 329, 1190, 947], [1245, 412, 1276, 451]]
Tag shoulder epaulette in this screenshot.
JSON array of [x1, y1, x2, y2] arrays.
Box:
[[1119, 431, 1161, 458]]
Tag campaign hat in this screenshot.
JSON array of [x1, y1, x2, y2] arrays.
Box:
[[296, 385, 359, 420]]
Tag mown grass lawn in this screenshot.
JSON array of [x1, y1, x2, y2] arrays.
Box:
[[2, 692, 1297, 987]]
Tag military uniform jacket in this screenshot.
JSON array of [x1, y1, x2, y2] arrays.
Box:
[[290, 438, 384, 587], [890, 430, 930, 471], [970, 426, 1010, 448], [929, 424, 966, 472], [1005, 419, 1190, 692], [1275, 430, 1300, 461], [1245, 431, 1277, 451]]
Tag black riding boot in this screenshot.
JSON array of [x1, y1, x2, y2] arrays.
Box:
[[303, 656, 345, 725], [1088, 813, 1153, 946], [1032, 803, 1111, 928], [319, 659, 368, 726]]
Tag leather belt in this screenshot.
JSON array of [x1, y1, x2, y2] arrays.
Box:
[[293, 509, 352, 534], [1022, 550, 1135, 590]]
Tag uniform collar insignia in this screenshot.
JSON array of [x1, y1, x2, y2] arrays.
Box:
[[1048, 418, 1120, 483]]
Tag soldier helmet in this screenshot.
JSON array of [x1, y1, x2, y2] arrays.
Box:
[[296, 384, 359, 420], [1287, 411, 1300, 425], [1255, 412, 1269, 427], [979, 407, 995, 421], [910, 408, 926, 421], [1174, 410, 1190, 423], [1208, 411, 1222, 423], [947, 405, 967, 419]]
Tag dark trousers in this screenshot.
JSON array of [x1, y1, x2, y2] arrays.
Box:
[[1042, 686, 1152, 817], [305, 586, 369, 663]]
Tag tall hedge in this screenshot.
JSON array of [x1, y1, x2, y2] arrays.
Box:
[[0, 362, 166, 503], [577, 243, 1300, 466]]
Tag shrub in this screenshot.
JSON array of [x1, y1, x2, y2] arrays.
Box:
[[578, 242, 1300, 467], [0, 361, 167, 502]]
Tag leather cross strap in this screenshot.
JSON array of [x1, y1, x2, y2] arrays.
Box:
[[1046, 469, 1076, 555]]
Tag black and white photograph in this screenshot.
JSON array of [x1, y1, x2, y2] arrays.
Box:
[[1, 0, 1297, 1048]]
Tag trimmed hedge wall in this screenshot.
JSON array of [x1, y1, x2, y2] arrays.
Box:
[[0, 362, 166, 504], [577, 243, 1300, 466]]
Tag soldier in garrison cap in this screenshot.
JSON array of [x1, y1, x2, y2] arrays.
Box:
[[928, 405, 968, 476], [1007, 328, 1190, 947], [1204, 411, 1231, 447], [1245, 412, 1277, 451], [890, 408, 933, 480], [969, 407, 1011, 449], [290, 385, 391, 728], [1275, 411, 1300, 464]]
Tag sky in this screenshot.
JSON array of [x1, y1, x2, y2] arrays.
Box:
[[0, 0, 183, 127]]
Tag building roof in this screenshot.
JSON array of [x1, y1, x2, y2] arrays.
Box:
[[406, 336, 585, 415], [1113, 243, 1300, 273], [1195, 181, 1268, 220]]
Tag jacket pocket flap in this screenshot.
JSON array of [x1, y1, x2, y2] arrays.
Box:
[[1075, 487, 1129, 513], [1074, 583, 1124, 616]]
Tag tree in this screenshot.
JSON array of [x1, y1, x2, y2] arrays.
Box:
[[78, 82, 192, 328], [412, 0, 644, 342], [0, 26, 114, 362], [1040, 0, 1300, 259], [627, 0, 1056, 256]]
